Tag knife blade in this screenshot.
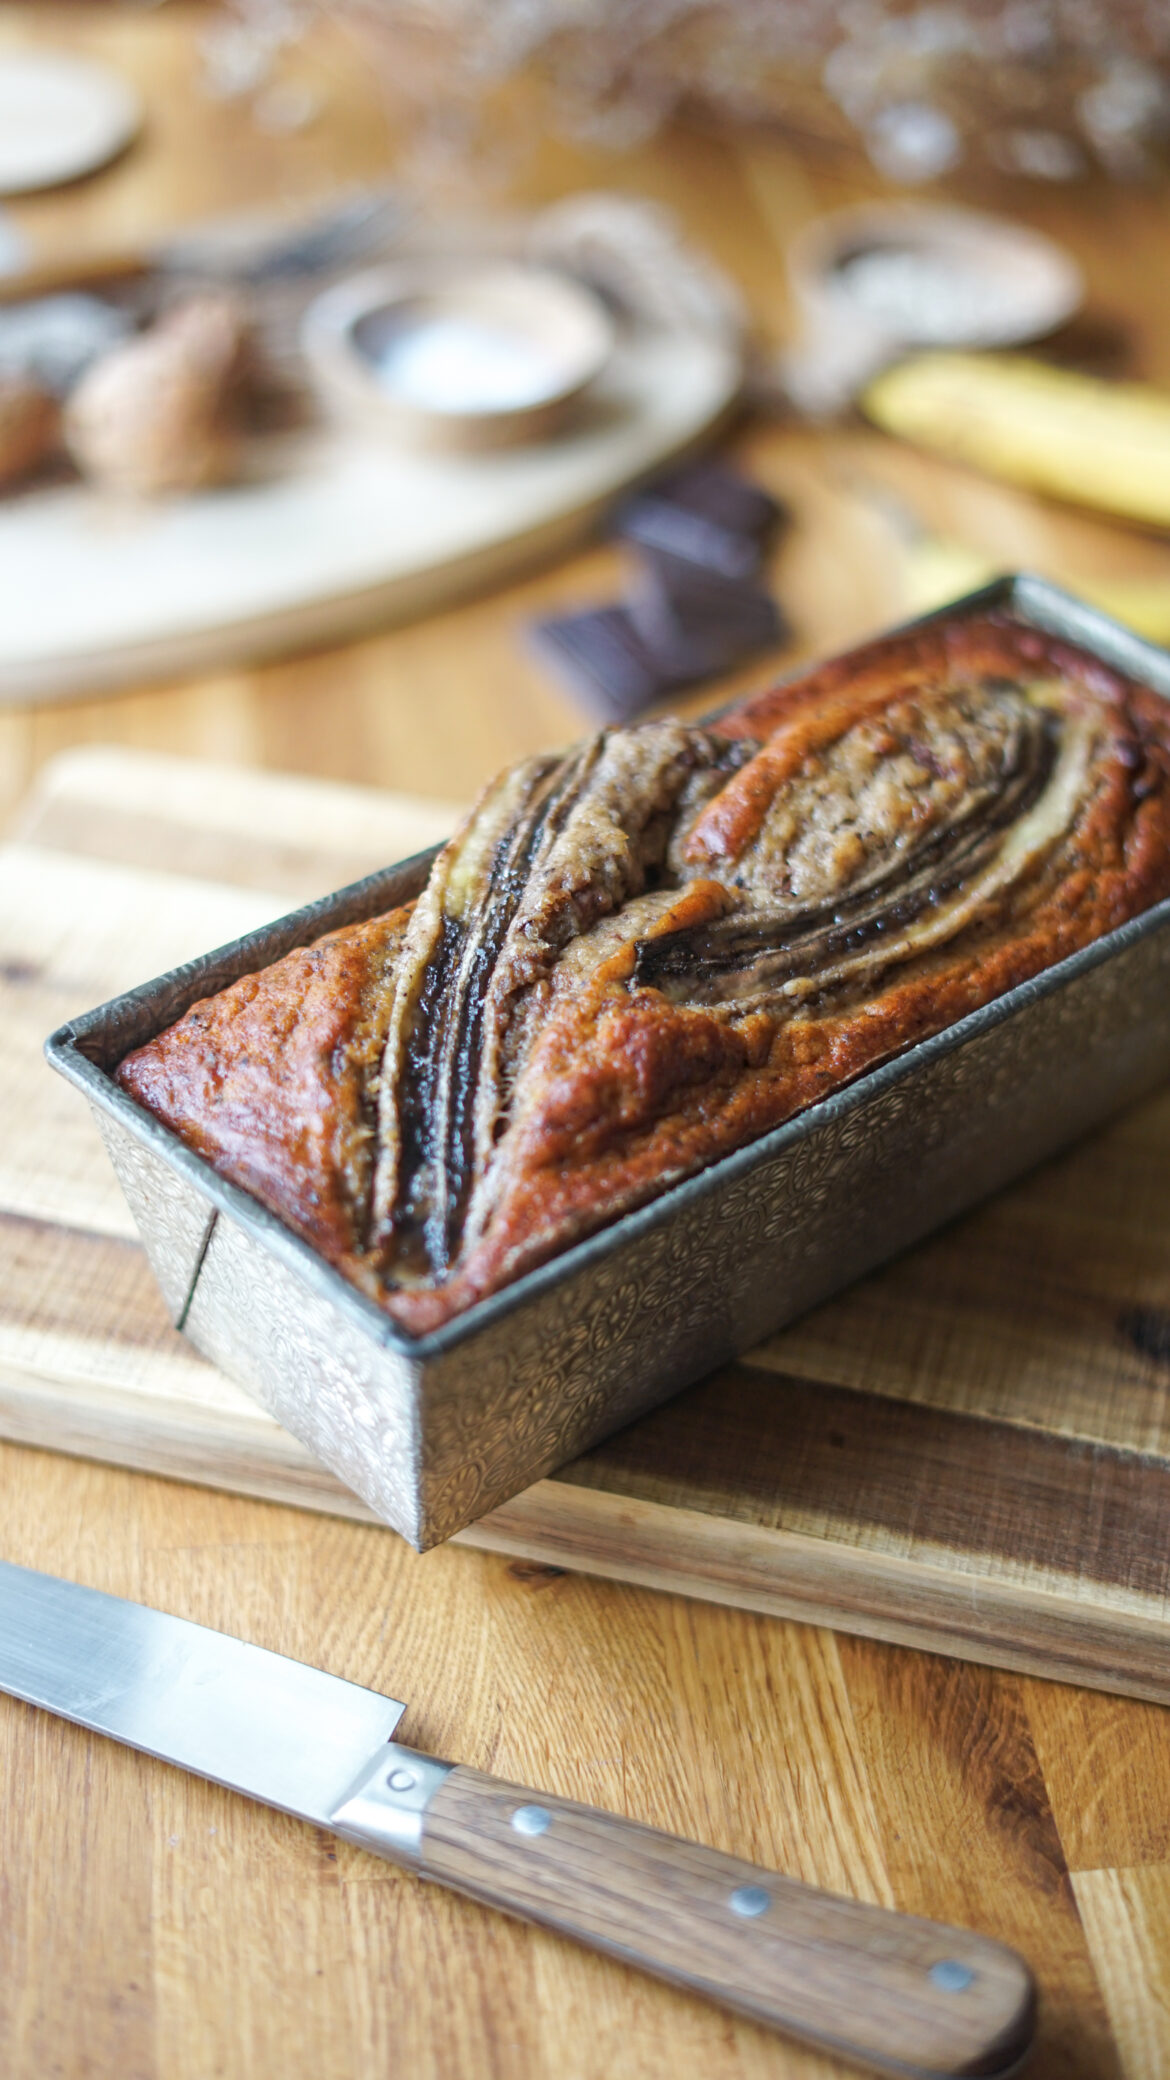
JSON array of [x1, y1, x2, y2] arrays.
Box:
[[0, 1558, 1034, 2079]]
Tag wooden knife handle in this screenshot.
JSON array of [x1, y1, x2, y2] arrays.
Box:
[[417, 1766, 1034, 2079]]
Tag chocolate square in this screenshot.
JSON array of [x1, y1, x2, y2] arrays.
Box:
[[655, 460, 785, 540], [615, 461, 786, 579], [531, 578, 789, 722], [629, 547, 789, 677], [528, 604, 675, 723]]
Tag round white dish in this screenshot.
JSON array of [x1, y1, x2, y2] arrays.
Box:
[[0, 52, 142, 196]]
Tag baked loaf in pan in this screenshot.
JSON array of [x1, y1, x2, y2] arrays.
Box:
[[118, 611, 1170, 1334]]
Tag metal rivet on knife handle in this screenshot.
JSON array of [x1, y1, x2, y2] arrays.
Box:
[[331, 1744, 454, 1864], [511, 1804, 552, 1837], [931, 1960, 977, 1993]]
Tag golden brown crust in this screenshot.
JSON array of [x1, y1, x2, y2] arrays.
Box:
[[118, 907, 411, 1285], [116, 611, 1170, 1334]]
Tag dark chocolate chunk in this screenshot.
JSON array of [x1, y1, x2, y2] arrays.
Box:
[[531, 580, 788, 721], [616, 499, 761, 579], [529, 605, 674, 723], [643, 459, 784, 541], [531, 464, 790, 717], [615, 461, 786, 578], [629, 546, 789, 673]]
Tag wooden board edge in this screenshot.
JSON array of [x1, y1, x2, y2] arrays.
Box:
[[464, 1483, 1170, 1707], [5, 1364, 1168, 1705], [0, 1367, 379, 1525]]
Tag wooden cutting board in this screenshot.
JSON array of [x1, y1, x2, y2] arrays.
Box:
[[7, 745, 1170, 1705], [0, 316, 738, 705]]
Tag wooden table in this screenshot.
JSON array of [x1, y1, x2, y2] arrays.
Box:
[[2, 9, 1170, 2078]]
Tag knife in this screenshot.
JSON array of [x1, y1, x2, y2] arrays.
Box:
[[0, 184, 409, 308], [0, 1558, 1034, 2078]]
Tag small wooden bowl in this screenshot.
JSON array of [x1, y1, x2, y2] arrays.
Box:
[[302, 261, 615, 451]]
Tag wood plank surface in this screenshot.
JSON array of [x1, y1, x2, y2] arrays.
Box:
[[6, 753, 1170, 2078], [8, 743, 1170, 1713], [2, 8, 1170, 2080], [5, 9, 1170, 837]]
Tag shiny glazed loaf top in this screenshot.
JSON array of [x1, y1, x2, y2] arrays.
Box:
[[117, 611, 1170, 1334]]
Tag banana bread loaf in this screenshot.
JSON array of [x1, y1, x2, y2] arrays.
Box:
[[117, 609, 1170, 1334]]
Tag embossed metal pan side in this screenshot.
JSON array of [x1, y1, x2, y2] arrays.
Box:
[[46, 577, 1170, 1546]]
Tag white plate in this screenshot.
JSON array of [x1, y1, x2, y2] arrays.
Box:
[[0, 316, 740, 702], [0, 52, 141, 197]]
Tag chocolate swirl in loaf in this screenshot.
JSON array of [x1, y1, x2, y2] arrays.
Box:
[[117, 613, 1170, 1333]]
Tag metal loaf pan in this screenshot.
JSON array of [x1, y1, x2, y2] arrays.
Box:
[[46, 578, 1170, 1549]]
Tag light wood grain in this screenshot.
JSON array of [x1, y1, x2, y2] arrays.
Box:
[[417, 1766, 1036, 2076], [2, 7, 1170, 2079], [5, 737, 1170, 1719], [1072, 1868, 1170, 2080], [8, 783, 1170, 2080], [9, 746, 1170, 1708]]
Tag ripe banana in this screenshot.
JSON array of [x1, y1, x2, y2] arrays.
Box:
[[863, 352, 1170, 532]]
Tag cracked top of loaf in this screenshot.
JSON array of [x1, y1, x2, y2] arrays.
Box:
[[117, 610, 1170, 1334]]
